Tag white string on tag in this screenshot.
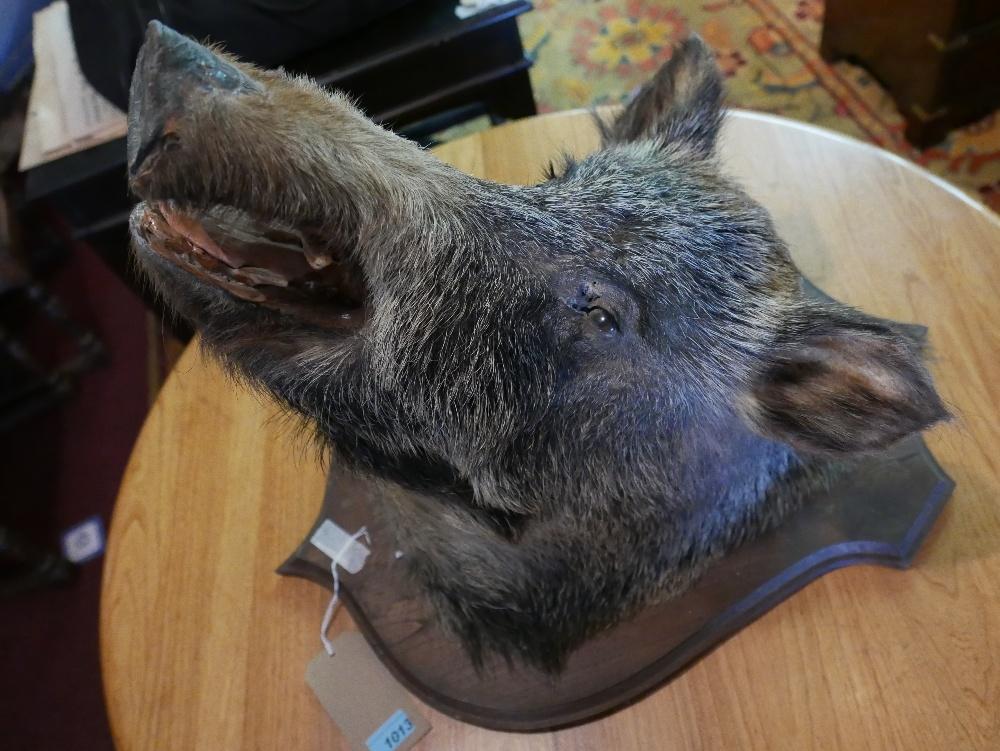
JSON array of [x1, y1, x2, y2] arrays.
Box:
[[320, 525, 371, 656]]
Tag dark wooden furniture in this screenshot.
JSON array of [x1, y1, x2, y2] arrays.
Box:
[[0, 282, 103, 430], [0, 197, 103, 431], [21, 0, 535, 335], [0, 196, 100, 595], [820, 0, 1000, 147], [290, 0, 535, 133]]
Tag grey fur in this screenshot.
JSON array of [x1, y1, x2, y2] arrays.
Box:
[[127, 32, 948, 672]]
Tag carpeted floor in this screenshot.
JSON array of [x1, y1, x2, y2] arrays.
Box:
[[517, 0, 1000, 212]]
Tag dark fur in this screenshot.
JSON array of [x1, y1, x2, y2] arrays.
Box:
[[128, 31, 948, 672]]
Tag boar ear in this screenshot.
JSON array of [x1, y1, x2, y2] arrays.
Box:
[[743, 306, 949, 455], [601, 34, 723, 155]]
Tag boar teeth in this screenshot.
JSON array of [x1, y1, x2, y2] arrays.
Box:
[[304, 248, 334, 270], [230, 266, 290, 287]]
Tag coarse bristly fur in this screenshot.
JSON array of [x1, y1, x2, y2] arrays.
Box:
[[127, 26, 949, 673]]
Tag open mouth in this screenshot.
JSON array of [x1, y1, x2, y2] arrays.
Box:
[[134, 201, 368, 329], [127, 23, 370, 331]]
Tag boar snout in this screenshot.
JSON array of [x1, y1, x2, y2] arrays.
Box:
[[126, 24, 489, 338], [128, 21, 259, 184]]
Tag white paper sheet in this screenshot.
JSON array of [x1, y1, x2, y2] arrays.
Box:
[[18, 0, 127, 171]]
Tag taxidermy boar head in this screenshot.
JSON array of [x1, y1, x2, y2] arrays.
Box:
[[128, 23, 947, 671]]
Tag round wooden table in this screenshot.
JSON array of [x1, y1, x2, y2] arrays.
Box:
[[101, 110, 1000, 751]]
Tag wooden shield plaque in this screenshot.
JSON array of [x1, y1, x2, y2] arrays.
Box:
[[278, 283, 954, 731]]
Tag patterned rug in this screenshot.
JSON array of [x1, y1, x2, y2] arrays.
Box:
[[516, 0, 1000, 212]]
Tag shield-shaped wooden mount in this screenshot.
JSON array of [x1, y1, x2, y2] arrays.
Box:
[[278, 281, 954, 732]]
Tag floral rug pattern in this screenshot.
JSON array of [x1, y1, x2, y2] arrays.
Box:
[[517, 0, 1000, 212]]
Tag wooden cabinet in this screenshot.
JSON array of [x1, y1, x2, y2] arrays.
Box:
[[821, 0, 1000, 146]]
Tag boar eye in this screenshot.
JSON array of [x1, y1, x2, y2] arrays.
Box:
[[586, 306, 617, 333]]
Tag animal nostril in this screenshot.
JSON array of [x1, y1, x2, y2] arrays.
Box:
[[128, 124, 163, 177]]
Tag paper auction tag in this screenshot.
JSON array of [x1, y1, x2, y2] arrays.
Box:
[[310, 519, 369, 573], [305, 631, 431, 751]]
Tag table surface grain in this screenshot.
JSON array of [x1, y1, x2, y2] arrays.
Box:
[[101, 109, 1000, 751]]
